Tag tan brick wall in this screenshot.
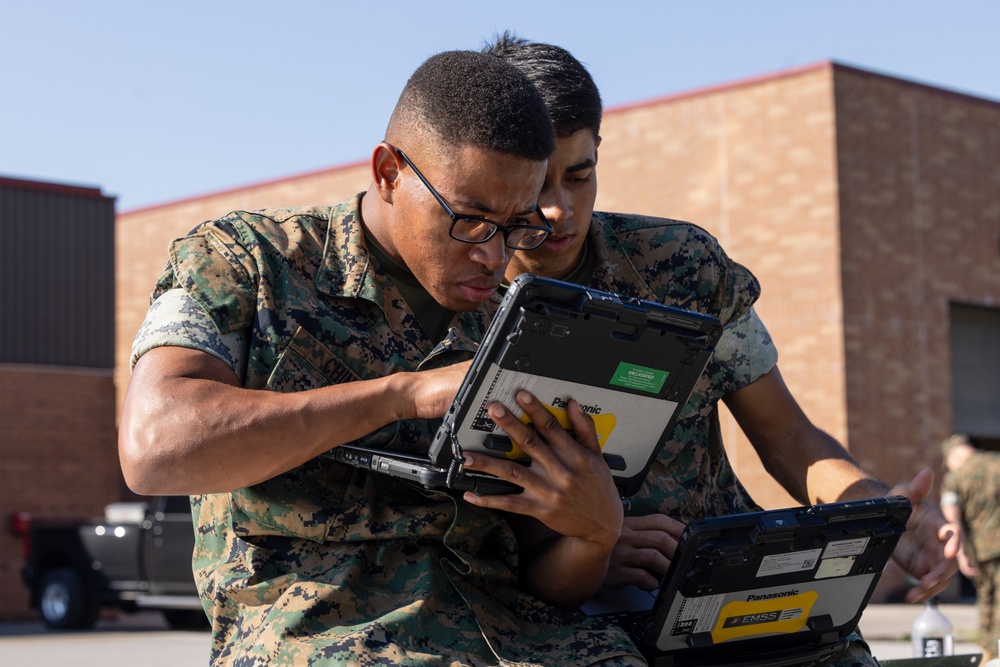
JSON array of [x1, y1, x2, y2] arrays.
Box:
[[0, 365, 118, 619], [834, 67, 1000, 487], [598, 65, 845, 507], [112, 62, 1000, 515], [117, 67, 846, 511]]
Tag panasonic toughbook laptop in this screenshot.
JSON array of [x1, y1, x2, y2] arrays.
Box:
[[334, 273, 722, 496], [581, 495, 913, 667]]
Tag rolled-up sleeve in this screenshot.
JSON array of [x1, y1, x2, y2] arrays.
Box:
[[711, 307, 778, 393], [130, 288, 249, 382]]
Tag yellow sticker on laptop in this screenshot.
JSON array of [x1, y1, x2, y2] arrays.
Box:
[[711, 590, 818, 644], [514, 401, 617, 458]]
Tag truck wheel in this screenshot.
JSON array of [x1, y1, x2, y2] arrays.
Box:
[[38, 567, 99, 629], [162, 609, 210, 630]]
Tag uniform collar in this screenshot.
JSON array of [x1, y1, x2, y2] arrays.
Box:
[[586, 213, 658, 301], [314, 194, 487, 358]]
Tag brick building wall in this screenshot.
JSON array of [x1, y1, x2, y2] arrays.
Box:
[[114, 61, 1000, 515], [0, 365, 118, 617], [597, 65, 845, 506], [2, 177, 117, 620], [834, 67, 1000, 479]]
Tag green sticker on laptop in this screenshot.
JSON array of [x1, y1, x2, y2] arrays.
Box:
[[611, 362, 669, 394]]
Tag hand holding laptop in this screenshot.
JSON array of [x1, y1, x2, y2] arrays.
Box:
[[462, 388, 625, 607]]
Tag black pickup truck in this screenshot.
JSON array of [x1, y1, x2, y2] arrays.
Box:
[[20, 495, 207, 629]]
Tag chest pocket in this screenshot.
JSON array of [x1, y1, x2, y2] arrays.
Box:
[[266, 326, 365, 392]]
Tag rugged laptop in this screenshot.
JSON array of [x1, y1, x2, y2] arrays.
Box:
[[582, 495, 913, 666], [335, 273, 722, 496]]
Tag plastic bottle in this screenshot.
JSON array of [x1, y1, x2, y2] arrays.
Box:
[[911, 597, 954, 657]]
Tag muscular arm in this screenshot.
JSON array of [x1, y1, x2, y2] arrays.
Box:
[[118, 346, 467, 495], [724, 367, 884, 505], [725, 366, 959, 602], [941, 501, 978, 578]]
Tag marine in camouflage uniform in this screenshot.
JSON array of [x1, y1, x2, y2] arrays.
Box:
[[131, 196, 645, 666], [484, 33, 886, 665], [522, 211, 880, 666], [942, 435, 1000, 660]]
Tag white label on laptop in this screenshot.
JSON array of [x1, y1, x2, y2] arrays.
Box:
[[815, 555, 857, 579], [672, 593, 725, 635], [462, 364, 675, 472], [756, 549, 822, 577], [821, 537, 870, 559]]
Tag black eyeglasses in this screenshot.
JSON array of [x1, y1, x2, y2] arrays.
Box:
[[391, 145, 553, 251]]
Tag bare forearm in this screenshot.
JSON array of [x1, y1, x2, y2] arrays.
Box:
[[760, 430, 887, 505], [119, 347, 424, 495], [940, 504, 968, 558], [801, 452, 887, 504], [725, 368, 883, 505], [522, 537, 614, 607]]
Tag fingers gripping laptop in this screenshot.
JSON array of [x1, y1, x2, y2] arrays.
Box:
[[333, 273, 722, 497]]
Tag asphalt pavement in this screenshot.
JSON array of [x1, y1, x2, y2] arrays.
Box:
[[0, 603, 987, 665], [0, 611, 208, 666]]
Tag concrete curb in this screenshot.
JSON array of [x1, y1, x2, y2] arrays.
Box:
[[861, 603, 979, 642]]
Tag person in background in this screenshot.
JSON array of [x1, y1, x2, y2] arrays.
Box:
[[942, 433, 1000, 661], [119, 49, 645, 666], [483, 31, 959, 666]]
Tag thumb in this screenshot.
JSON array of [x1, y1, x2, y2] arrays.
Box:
[[889, 467, 934, 503]]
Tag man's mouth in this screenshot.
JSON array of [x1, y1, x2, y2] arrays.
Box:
[[457, 279, 501, 303], [543, 234, 574, 252]]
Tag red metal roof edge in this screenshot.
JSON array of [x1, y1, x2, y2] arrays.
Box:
[[604, 61, 834, 115], [829, 61, 1000, 109], [0, 175, 112, 201], [120, 157, 370, 217], [604, 59, 1000, 116]]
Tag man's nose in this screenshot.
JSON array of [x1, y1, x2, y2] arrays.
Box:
[[470, 234, 509, 272], [539, 187, 571, 226]]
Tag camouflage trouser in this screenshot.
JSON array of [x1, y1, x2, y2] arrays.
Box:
[[976, 557, 1000, 661], [805, 633, 879, 667], [596, 657, 647, 666]]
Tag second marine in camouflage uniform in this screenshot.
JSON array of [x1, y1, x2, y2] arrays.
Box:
[[942, 436, 1000, 660], [512, 210, 879, 667]]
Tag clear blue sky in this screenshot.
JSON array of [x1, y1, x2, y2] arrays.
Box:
[[3, 1, 998, 212]]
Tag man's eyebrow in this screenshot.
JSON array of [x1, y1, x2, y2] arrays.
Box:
[[566, 158, 597, 173], [451, 197, 536, 219]]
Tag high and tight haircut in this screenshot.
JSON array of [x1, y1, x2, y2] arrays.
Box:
[[392, 50, 554, 161], [483, 31, 603, 139]]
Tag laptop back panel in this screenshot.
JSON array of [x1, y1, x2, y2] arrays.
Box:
[[428, 273, 722, 497], [641, 496, 912, 666]]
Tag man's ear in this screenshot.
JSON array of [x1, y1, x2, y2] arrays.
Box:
[[594, 135, 602, 164], [372, 142, 403, 204]]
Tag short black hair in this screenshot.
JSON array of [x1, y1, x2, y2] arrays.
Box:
[[483, 31, 602, 139], [391, 50, 554, 161]]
